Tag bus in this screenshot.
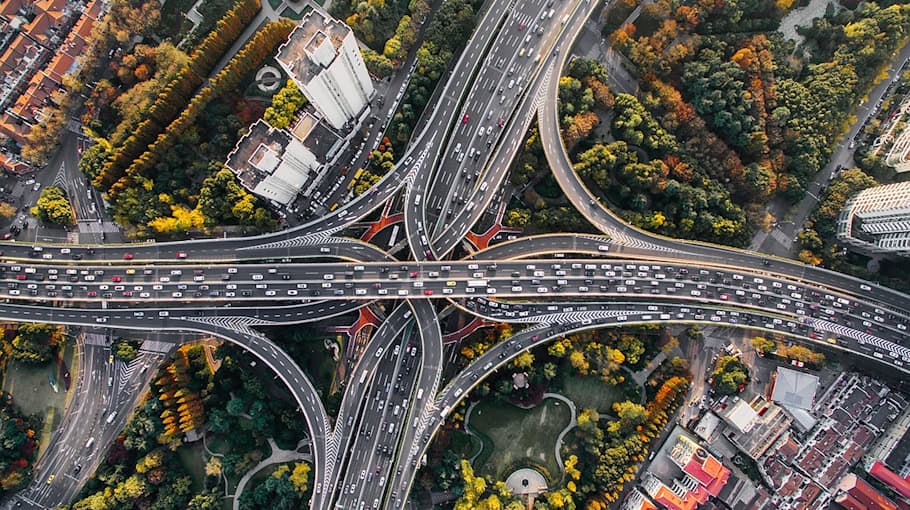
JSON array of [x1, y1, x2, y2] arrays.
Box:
[[388, 224, 400, 248]]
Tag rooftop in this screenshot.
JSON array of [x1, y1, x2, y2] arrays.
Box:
[[275, 10, 352, 87], [720, 398, 758, 434], [837, 473, 897, 510], [772, 367, 820, 410], [291, 111, 341, 162], [869, 460, 910, 500]]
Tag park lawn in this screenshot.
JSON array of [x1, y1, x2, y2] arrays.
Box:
[[469, 398, 571, 482], [177, 443, 207, 493], [557, 372, 625, 414], [449, 429, 482, 461], [2, 349, 72, 455]]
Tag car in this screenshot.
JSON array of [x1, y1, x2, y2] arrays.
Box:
[[46, 475, 54, 485], [95, 317, 107, 323], [176, 252, 188, 259], [32, 183, 41, 192], [462, 114, 469, 124], [1, 233, 11, 240], [423, 289, 434, 296], [123, 253, 134, 260], [112, 276, 122, 282]]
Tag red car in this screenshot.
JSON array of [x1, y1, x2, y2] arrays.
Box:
[[423, 289, 434, 296], [409, 271, 418, 278], [15, 274, 26, 280], [123, 253, 134, 260], [176, 252, 188, 259], [112, 276, 122, 283], [462, 114, 469, 124]]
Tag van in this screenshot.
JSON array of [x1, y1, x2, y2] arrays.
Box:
[[548, 8, 554, 17]]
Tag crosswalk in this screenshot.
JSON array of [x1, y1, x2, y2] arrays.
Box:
[[511, 11, 534, 29]]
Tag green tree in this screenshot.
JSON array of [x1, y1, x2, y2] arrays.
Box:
[[751, 336, 775, 354], [263, 80, 307, 129], [711, 355, 749, 395], [32, 186, 75, 226]]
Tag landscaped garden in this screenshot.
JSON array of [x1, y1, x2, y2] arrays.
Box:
[[467, 398, 572, 482]]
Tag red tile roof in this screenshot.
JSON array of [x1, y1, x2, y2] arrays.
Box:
[[837, 493, 874, 510], [0, 112, 30, 145], [10, 70, 59, 120], [870, 461, 910, 500], [82, 0, 101, 19], [0, 151, 32, 173], [839, 473, 897, 510], [0, 0, 25, 18], [650, 484, 698, 510]]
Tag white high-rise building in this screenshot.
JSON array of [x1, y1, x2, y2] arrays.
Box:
[[837, 182, 910, 257], [276, 11, 374, 131]]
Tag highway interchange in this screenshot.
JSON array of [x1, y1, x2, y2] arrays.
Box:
[[2, 0, 909, 507]]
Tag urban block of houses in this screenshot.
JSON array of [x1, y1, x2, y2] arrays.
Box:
[[625, 371, 910, 510], [0, 0, 102, 165]]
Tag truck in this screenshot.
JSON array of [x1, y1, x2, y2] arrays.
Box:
[[467, 280, 488, 287]]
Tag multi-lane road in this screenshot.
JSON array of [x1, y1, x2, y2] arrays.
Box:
[[3, 0, 909, 507]]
